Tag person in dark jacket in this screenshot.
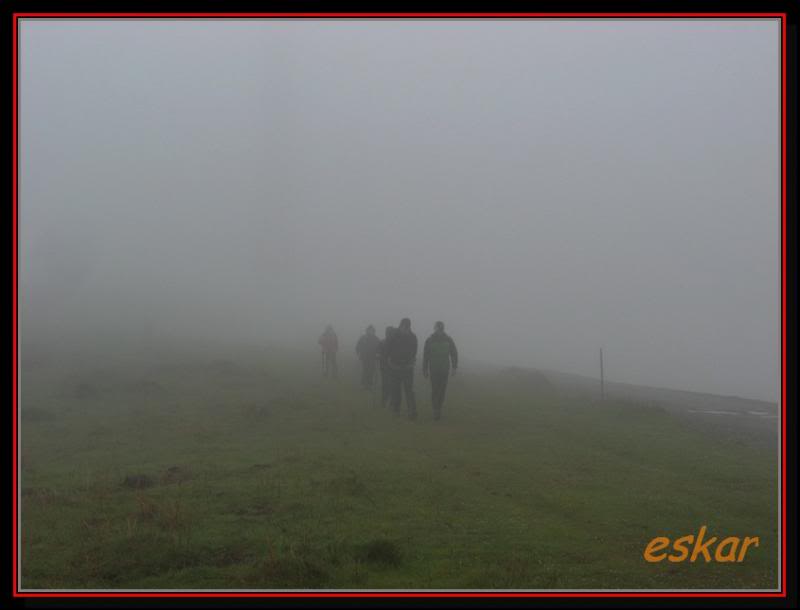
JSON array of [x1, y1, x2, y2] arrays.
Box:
[[377, 326, 397, 407], [355, 325, 381, 390], [422, 321, 459, 420], [318, 325, 338, 379], [385, 318, 418, 419]]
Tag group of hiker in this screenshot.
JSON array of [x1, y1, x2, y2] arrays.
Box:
[[318, 319, 458, 421]]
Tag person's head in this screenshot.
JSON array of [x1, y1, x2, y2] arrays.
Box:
[[434, 321, 445, 333], [325, 325, 333, 333], [385, 326, 396, 339], [399, 318, 411, 332], [366, 325, 375, 336]]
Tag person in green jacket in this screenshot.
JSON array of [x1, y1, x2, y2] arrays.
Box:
[[422, 321, 458, 421]]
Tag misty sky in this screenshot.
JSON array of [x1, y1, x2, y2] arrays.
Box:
[[19, 19, 781, 401]]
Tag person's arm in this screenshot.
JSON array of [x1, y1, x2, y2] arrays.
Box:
[[356, 336, 363, 357], [449, 336, 459, 373], [422, 337, 430, 378]]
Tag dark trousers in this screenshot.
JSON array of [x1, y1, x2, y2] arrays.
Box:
[[430, 368, 450, 419], [391, 366, 417, 418], [361, 358, 377, 388], [323, 351, 337, 378]]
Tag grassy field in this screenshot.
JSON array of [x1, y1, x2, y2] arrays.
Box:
[[19, 346, 779, 590]]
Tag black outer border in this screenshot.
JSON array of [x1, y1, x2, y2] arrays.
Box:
[[2, 1, 796, 608]]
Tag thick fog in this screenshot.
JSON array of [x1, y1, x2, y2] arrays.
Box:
[[19, 19, 780, 402]]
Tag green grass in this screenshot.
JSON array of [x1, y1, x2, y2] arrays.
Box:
[[20, 350, 778, 590]]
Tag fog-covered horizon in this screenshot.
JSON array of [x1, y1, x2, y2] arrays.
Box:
[[20, 19, 780, 402]]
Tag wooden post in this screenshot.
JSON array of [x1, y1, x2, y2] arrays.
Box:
[[600, 347, 605, 401]]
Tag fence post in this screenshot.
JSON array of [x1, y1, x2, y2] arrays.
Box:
[[600, 347, 605, 401]]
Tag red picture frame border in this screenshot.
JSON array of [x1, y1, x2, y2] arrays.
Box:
[[10, 11, 789, 600]]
